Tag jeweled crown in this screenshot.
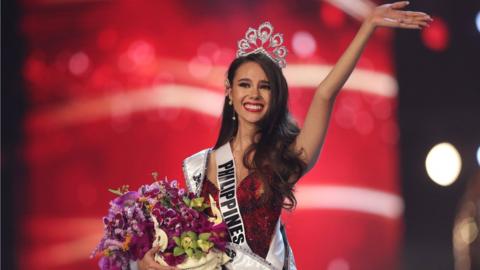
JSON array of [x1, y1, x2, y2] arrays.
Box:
[[236, 21, 288, 68]]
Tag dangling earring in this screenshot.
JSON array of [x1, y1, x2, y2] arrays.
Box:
[[230, 100, 236, 120]]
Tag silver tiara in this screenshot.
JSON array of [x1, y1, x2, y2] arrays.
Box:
[[236, 21, 288, 68]]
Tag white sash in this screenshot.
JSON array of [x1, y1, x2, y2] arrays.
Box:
[[215, 142, 251, 251]]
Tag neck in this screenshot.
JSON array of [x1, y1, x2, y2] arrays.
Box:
[[231, 120, 257, 153]]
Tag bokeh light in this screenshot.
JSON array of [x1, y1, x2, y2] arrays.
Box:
[[476, 145, 480, 166], [188, 56, 212, 79], [327, 258, 350, 270], [425, 142, 462, 186], [68, 52, 90, 76], [320, 2, 346, 28], [127, 40, 155, 66], [421, 16, 449, 51], [292, 31, 317, 58], [476, 11, 480, 33]]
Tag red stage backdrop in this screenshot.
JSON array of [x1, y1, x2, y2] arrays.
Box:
[[19, 0, 402, 269]]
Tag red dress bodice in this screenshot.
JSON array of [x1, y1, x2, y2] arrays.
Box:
[[201, 174, 283, 258]]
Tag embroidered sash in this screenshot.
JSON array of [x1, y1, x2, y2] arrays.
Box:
[[215, 142, 250, 250]]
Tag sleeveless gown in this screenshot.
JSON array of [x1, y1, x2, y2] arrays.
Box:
[[201, 173, 283, 258]]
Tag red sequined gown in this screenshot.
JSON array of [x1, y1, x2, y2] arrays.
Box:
[[201, 173, 283, 258]]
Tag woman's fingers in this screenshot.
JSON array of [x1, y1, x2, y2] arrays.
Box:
[[387, 1, 433, 26], [381, 17, 421, 29], [139, 246, 163, 270], [148, 266, 176, 270], [144, 265, 176, 270], [408, 11, 432, 18], [384, 10, 432, 29], [146, 246, 161, 257], [144, 246, 178, 270], [399, 23, 422, 29], [370, 1, 432, 29], [390, 1, 410, 10], [392, 10, 432, 22]]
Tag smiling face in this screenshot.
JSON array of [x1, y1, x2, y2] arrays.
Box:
[[228, 61, 271, 125]]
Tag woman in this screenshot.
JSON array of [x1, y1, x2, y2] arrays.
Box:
[[137, 2, 432, 269]]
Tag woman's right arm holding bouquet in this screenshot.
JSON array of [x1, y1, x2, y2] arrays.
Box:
[[137, 246, 177, 270]]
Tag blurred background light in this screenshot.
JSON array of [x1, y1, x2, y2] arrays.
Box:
[[188, 56, 212, 79], [421, 16, 449, 51], [425, 142, 462, 186], [127, 40, 155, 66], [292, 31, 317, 58], [68, 52, 90, 76], [476, 11, 480, 33], [458, 218, 479, 245], [325, 0, 375, 21], [476, 145, 480, 166], [326, 258, 350, 270], [320, 2, 346, 28]]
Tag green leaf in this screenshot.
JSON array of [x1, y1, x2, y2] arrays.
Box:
[[173, 247, 185, 256], [190, 197, 205, 208], [191, 239, 198, 249], [183, 197, 191, 206], [193, 249, 203, 259], [173, 236, 181, 246], [199, 232, 211, 241], [193, 203, 210, 211], [197, 239, 213, 252], [185, 248, 193, 257], [186, 231, 198, 241]]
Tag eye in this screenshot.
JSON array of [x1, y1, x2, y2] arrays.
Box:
[[260, 84, 271, 90], [238, 82, 250, 88]]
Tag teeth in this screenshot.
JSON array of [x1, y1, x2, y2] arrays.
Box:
[[244, 104, 263, 110]]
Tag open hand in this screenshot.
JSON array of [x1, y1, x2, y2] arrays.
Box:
[[367, 1, 432, 29]]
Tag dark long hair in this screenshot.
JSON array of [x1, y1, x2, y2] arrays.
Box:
[[214, 53, 306, 210]]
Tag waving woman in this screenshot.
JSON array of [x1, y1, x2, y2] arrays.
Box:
[[136, 2, 432, 269]]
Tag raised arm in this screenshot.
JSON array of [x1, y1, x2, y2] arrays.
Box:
[[295, 1, 432, 172]]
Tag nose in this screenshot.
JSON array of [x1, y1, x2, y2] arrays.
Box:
[[250, 86, 261, 99]]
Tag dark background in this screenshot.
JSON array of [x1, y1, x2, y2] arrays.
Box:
[[2, 0, 26, 269], [395, 0, 480, 269]]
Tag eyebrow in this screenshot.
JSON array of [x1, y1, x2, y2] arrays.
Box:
[[237, 78, 270, 83]]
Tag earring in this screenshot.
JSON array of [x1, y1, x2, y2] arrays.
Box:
[[232, 112, 236, 121], [229, 99, 232, 106]]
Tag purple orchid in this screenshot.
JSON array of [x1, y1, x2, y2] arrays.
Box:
[[94, 178, 228, 269]]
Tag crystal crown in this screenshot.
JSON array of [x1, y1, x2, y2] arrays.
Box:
[[236, 21, 288, 68]]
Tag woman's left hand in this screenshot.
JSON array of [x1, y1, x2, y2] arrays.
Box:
[[367, 1, 432, 29]]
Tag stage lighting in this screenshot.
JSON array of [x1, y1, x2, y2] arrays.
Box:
[[476, 11, 480, 33], [68, 52, 90, 76], [188, 56, 212, 79], [327, 258, 350, 270], [127, 40, 155, 66], [425, 142, 462, 186], [421, 16, 449, 51], [292, 31, 317, 58], [320, 2, 346, 28], [476, 145, 480, 166]]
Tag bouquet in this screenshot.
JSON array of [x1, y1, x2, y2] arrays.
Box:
[[92, 173, 230, 270]]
